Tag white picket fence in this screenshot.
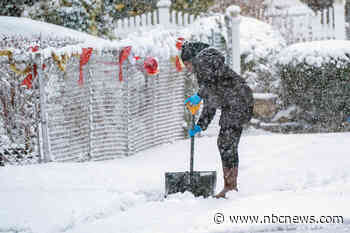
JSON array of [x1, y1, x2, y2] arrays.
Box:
[[115, 0, 347, 47], [263, 3, 346, 44], [115, 0, 241, 75], [114, 0, 196, 36]]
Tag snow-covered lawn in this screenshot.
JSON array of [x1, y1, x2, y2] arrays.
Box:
[[1, 130, 349, 233]]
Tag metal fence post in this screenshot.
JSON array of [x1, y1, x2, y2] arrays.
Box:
[[125, 62, 131, 157], [31, 53, 42, 164], [36, 53, 51, 162], [227, 6, 241, 74], [87, 59, 93, 161]]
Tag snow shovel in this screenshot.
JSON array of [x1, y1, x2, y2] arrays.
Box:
[[164, 102, 217, 198]]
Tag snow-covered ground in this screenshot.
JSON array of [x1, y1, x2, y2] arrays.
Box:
[[1, 130, 350, 233], [1, 5, 349, 233]]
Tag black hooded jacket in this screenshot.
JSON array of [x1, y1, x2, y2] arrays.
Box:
[[192, 48, 254, 130]]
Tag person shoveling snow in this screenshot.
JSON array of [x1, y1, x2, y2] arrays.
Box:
[[181, 41, 254, 198]]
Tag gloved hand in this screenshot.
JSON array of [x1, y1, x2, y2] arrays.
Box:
[[184, 94, 201, 106], [189, 125, 202, 137], [347, 116, 350, 123]]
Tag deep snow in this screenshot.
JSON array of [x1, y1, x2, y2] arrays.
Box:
[[1, 130, 350, 233], [1, 5, 350, 233]]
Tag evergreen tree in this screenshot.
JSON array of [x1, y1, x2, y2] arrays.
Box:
[[171, 0, 214, 15], [300, 0, 334, 12], [0, 0, 38, 17], [1, 0, 216, 39], [25, 0, 113, 39]]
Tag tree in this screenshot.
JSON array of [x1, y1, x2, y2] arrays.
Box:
[[208, 0, 267, 19], [346, 0, 350, 39], [2, 0, 217, 39], [171, 0, 214, 15], [23, 0, 114, 38], [0, 0, 38, 17], [300, 0, 334, 12]]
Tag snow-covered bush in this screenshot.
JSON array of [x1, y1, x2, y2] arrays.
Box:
[[239, 16, 286, 93], [185, 15, 286, 93], [24, 0, 114, 39], [0, 0, 37, 17], [276, 40, 350, 131]]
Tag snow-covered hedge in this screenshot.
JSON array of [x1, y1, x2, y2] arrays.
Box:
[[276, 40, 350, 130]]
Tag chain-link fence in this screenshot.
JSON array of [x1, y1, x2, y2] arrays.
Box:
[[36, 49, 186, 162], [0, 24, 232, 164]]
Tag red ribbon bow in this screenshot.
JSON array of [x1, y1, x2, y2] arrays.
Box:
[[21, 46, 41, 89], [79, 48, 93, 86], [143, 57, 159, 75], [118, 46, 132, 81], [176, 37, 185, 50]]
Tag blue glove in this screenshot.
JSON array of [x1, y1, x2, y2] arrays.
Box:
[[347, 116, 350, 123], [184, 94, 201, 106], [189, 125, 202, 137]]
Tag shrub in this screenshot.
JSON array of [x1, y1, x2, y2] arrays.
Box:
[[239, 16, 286, 93], [276, 40, 350, 131]]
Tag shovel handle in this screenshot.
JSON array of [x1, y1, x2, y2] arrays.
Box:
[[186, 101, 200, 187], [190, 115, 195, 174]]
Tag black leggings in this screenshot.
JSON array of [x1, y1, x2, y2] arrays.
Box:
[[217, 126, 243, 169]]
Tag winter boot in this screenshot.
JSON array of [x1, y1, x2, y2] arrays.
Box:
[[214, 167, 238, 198]]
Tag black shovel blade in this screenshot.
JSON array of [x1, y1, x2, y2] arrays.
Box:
[[164, 171, 217, 198]]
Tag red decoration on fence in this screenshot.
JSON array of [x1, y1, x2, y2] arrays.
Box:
[[21, 73, 34, 89], [175, 56, 183, 72], [118, 46, 132, 81], [29, 45, 39, 52], [143, 57, 159, 75], [79, 47, 93, 86], [176, 37, 185, 50], [21, 46, 41, 89]]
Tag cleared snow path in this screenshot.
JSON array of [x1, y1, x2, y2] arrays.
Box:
[[1, 131, 350, 233]]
